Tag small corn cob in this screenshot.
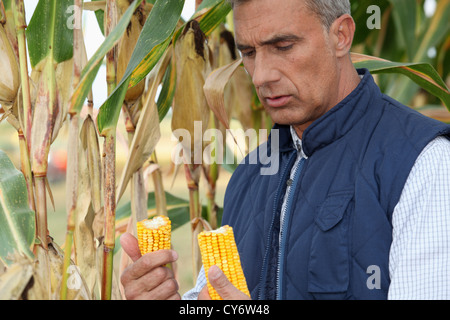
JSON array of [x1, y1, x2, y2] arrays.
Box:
[[137, 215, 171, 255], [198, 225, 250, 300]]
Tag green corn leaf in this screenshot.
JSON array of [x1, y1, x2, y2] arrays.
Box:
[[1, 0, 11, 11], [385, 0, 450, 104], [68, 0, 142, 115], [351, 0, 390, 46], [157, 55, 176, 121], [195, 0, 231, 37], [26, 0, 73, 68], [173, 0, 231, 43], [413, 0, 450, 64], [195, 0, 223, 12], [352, 53, 450, 110], [92, 0, 106, 35], [389, 0, 417, 61], [0, 150, 35, 266], [96, 0, 185, 136]]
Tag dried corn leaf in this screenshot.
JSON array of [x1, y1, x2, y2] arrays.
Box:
[[52, 34, 88, 142], [214, 27, 253, 131], [229, 65, 254, 131], [0, 254, 33, 300], [3, 91, 20, 130], [80, 115, 103, 214], [203, 57, 242, 130], [73, 142, 98, 299], [37, 243, 90, 300], [207, 27, 236, 140]]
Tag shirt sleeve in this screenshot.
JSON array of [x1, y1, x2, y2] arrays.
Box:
[[182, 265, 207, 300], [388, 136, 450, 299]]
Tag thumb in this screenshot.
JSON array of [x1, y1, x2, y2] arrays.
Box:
[[208, 265, 251, 300], [120, 232, 142, 262]]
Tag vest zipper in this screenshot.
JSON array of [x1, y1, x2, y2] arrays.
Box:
[[276, 157, 306, 299], [258, 151, 297, 300]]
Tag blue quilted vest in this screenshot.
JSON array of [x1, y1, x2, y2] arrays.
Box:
[[221, 69, 450, 300]]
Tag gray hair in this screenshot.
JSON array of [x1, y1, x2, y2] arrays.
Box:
[[227, 0, 351, 30]]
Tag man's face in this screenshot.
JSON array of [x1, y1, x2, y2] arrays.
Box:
[[234, 0, 341, 134]]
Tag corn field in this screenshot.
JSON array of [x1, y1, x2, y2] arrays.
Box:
[[0, 0, 448, 300]]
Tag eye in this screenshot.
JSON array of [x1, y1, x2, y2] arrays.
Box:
[[241, 49, 255, 58], [276, 44, 293, 52]]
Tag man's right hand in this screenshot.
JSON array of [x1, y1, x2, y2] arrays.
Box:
[[120, 232, 180, 300], [198, 265, 252, 300]]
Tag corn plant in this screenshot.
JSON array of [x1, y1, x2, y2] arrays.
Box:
[[0, 0, 449, 300], [351, 0, 450, 117]]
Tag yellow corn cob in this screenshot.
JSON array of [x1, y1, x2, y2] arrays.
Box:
[[198, 225, 250, 300], [137, 215, 171, 255]]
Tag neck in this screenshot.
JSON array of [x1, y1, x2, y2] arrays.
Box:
[[293, 61, 361, 140]]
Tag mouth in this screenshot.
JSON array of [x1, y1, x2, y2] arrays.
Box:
[[265, 95, 291, 108]]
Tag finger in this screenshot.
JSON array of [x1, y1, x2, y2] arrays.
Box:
[[208, 265, 251, 300], [122, 265, 178, 300], [139, 265, 176, 291], [128, 250, 178, 280], [152, 277, 180, 300], [137, 275, 180, 300], [120, 232, 141, 262], [197, 285, 211, 300]]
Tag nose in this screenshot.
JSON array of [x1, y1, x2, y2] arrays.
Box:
[[249, 51, 280, 89]]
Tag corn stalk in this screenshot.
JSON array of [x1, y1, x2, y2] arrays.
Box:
[[99, 0, 118, 301], [60, 0, 83, 300]]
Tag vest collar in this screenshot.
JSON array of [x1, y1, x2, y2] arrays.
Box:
[[302, 68, 381, 157]]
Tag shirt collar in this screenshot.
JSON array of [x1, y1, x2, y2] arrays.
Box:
[[290, 125, 308, 159]]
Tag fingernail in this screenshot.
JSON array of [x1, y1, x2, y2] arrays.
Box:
[[208, 265, 221, 280]]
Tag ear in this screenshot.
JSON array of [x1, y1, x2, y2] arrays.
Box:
[[330, 14, 355, 58]]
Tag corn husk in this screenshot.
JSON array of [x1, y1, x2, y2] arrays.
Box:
[[172, 20, 211, 163], [117, 1, 153, 110], [0, 24, 20, 106], [0, 1, 19, 61]]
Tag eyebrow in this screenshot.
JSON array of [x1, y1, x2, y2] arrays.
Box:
[[236, 34, 302, 51]]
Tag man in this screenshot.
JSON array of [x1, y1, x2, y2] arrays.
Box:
[[120, 0, 450, 300]]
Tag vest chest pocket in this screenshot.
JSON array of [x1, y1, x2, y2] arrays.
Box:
[[307, 190, 353, 296]]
